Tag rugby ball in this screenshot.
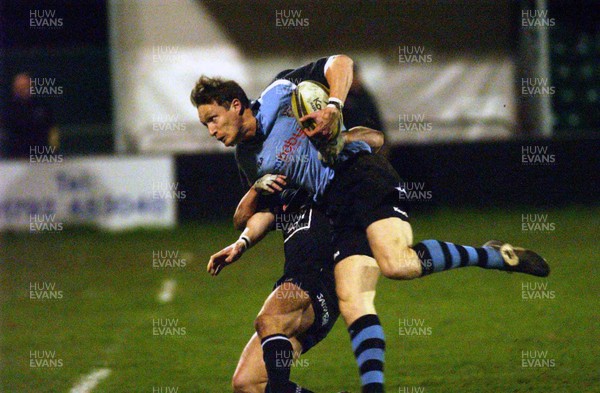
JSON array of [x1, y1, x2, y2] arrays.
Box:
[[291, 81, 344, 164]]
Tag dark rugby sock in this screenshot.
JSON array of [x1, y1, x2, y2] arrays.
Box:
[[348, 314, 385, 393], [261, 334, 295, 393], [413, 240, 504, 276]]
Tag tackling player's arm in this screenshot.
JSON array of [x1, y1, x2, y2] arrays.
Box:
[[233, 174, 287, 230], [233, 187, 259, 231], [208, 211, 275, 276], [300, 55, 353, 138], [210, 174, 288, 276], [324, 54, 353, 104], [344, 126, 385, 153]]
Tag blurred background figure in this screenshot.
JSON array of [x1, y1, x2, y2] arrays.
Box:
[[342, 63, 383, 132], [2, 73, 59, 159], [342, 63, 385, 155]]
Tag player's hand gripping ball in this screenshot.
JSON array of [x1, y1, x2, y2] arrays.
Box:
[[291, 81, 344, 165]]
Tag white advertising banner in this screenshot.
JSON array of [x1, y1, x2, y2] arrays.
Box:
[[0, 156, 176, 231]]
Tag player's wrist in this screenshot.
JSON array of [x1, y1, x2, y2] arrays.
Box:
[[327, 97, 344, 111], [326, 103, 340, 112], [237, 234, 251, 251]]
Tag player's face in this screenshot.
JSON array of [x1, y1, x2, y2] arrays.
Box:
[[197, 102, 242, 147]]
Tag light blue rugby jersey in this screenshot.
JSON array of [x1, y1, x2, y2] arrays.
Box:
[[235, 79, 371, 202]]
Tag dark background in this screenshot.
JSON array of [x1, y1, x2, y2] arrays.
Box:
[[1, 0, 598, 220]]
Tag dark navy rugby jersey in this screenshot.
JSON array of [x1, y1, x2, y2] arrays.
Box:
[[279, 206, 334, 275]]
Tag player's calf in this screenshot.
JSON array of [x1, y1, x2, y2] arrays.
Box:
[[335, 256, 385, 392], [232, 373, 264, 393], [232, 334, 268, 393], [335, 255, 380, 325], [253, 283, 314, 393]]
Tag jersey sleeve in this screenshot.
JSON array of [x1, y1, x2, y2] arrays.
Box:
[[275, 56, 331, 87]]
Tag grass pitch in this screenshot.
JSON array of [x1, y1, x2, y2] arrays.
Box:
[[1, 206, 598, 392]]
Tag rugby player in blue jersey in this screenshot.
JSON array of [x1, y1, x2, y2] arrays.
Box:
[[192, 55, 550, 393], [208, 127, 384, 393]]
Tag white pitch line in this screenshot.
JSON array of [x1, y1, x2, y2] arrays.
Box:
[[69, 368, 111, 393], [157, 279, 176, 304]]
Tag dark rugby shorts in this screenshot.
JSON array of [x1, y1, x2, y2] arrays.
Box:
[[324, 152, 410, 263], [273, 272, 339, 353]]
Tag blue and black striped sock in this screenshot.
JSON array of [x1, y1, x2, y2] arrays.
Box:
[[413, 240, 504, 276], [348, 314, 385, 393]]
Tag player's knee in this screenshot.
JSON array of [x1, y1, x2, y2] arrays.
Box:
[[253, 313, 269, 338], [336, 290, 376, 326], [231, 374, 243, 393], [254, 313, 286, 338], [378, 247, 421, 279], [338, 298, 368, 326], [367, 218, 418, 279]]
